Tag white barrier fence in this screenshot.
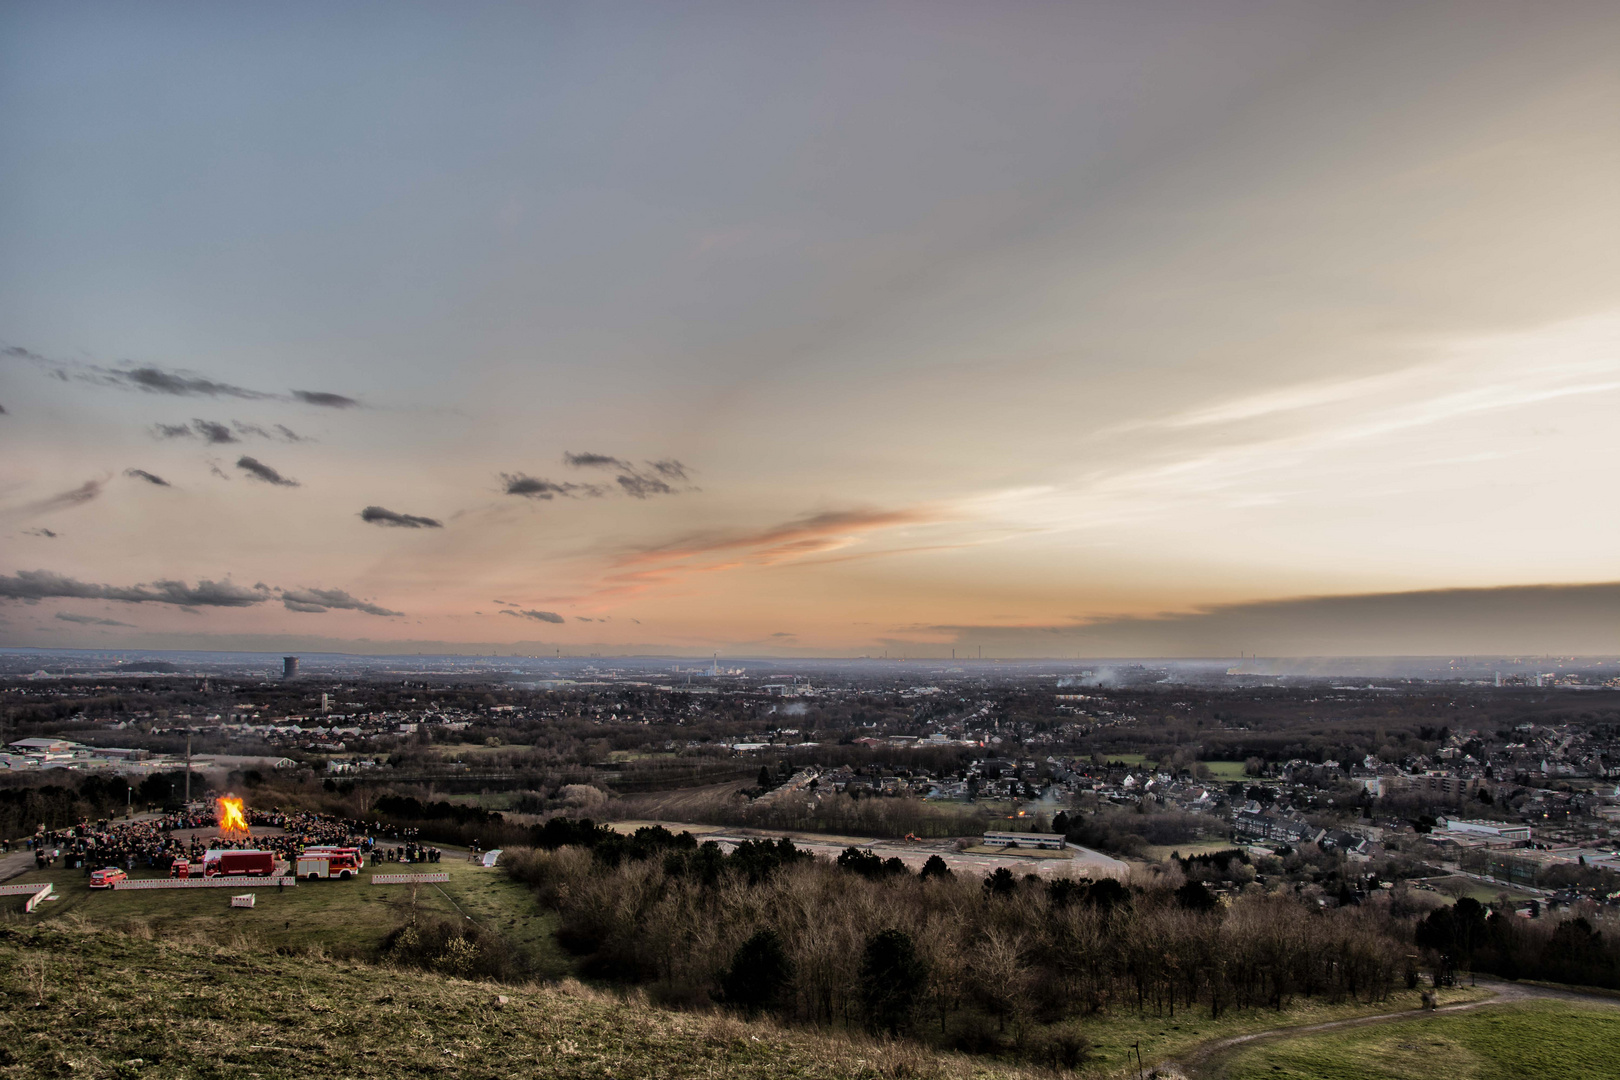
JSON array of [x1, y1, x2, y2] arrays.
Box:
[[370, 873, 450, 884], [230, 894, 256, 908], [25, 884, 53, 913], [112, 876, 299, 890], [0, 882, 52, 896]]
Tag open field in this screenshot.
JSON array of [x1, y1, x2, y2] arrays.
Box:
[[1201, 761, 1249, 781], [1215, 1000, 1620, 1080], [1420, 875, 1543, 905], [0, 920, 1041, 1080], [0, 852, 569, 976]]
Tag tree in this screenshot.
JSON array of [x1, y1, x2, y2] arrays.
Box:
[[860, 929, 928, 1035], [1175, 879, 1218, 912], [721, 929, 794, 1015], [983, 867, 1017, 897], [919, 854, 953, 881]]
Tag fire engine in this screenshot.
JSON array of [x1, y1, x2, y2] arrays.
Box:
[[169, 858, 191, 879], [89, 867, 128, 889], [296, 846, 364, 880], [201, 849, 278, 878]]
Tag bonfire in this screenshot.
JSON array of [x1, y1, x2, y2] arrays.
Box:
[[216, 795, 252, 840]]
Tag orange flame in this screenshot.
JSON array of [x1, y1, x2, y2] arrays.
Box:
[[216, 796, 251, 838]]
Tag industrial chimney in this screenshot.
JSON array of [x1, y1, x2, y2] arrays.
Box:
[[282, 656, 299, 679]]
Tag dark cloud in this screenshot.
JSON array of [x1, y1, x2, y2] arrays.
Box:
[[7, 345, 357, 409], [769, 632, 795, 638], [291, 390, 359, 408], [928, 581, 1620, 658], [0, 403, 7, 415], [56, 612, 133, 627], [10, 479, 104, 517], [279, 587, 402, 617], [648, 459, 689, 481], [499, 608, 565, 624], [564, 451, 632, 470], [359, 506, 443, 528], [122, 366, 270, 400], [236, 456, 299, 486], [24, 528, 59, 538], [124, 469, 172, 487], [274, 424, 307, 442], [0, 569, 262, 608], [500, 473, 597, 500], [154, 423, 194, 440], [617, 472, 675, 499], [195, 420, 238, 444]]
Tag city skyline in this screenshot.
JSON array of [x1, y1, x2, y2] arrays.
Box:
[[4, 2, 1620, 657]]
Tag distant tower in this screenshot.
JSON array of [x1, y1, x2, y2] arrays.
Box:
[[283, 656, 299, 680], [320, 692, 331, 714], [712, 652, 720, 677]]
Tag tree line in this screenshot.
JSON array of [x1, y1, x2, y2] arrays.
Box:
[[505, 821, 1407, 1066]]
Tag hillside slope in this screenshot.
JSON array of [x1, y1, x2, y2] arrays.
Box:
[[0, 920, 1036, 1080]]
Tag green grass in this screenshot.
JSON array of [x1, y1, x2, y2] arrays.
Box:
[[0, 920, 1040, 1080], [1074, 986, 1488, 1075], [1201, 761, 1250, 781], [0, 855, 569, 977], [1219, 1000, 1620, 1080]]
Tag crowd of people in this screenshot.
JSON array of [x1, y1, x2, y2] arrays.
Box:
[[14, 807, 446, 875]]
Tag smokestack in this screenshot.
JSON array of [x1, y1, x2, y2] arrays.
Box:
[[282, 656, 299, 679]]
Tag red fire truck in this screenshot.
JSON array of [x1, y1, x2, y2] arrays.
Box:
[[296, 846, 364, 880], [201, 849, 277, 878], [169, 858, 191, 879]]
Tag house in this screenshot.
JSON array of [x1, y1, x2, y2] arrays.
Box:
[[982, 831, 1066, 850]]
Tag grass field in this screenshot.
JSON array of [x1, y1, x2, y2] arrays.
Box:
[[1422, 875, 1541, 905], [1219, 1000, 1620, 1080], [1201, 761, 1250, 781], [0, 920, 1040, 1080], [1083, 986, 1489, 1076], [0, 854, 569, 977]]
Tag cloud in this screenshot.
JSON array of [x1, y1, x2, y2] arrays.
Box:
[[24, 528, 58, 538], [928, 581, 1620, 658], [236, 456, 299, 486], [499, 608, 565, 624], [7, 479, 105, 517], [56, 612, 133, 627], [648, 459, 689, 481], [359, 506, 443, 528], [589, 506, 938, 602], [124, 469, 172, 487], [501, 473, 598, 500], [564, 451, 631, 469], [7, 346, 359, 408], [121, 365, 271, 400], [769, 631, 795, 638], [274, 424, 306, 442], [0, 569, 262, 607], [617, 472, 675, 499], [195, 420, 238, 444], [279, 587, 402, 616], [154, 423, 194, 440], [291, 390, 358, 408]]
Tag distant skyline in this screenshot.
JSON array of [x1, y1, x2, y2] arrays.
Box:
[[4, 2, 1620, 657]]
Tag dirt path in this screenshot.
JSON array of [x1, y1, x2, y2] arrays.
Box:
[[0, 851, 34, 885], [1169, 979, 1620, 1078]]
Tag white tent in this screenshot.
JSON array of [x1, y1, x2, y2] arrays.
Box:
[[480, 849, 502, 868]]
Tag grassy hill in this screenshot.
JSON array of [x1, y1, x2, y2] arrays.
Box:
[[0, 919, 1038, 1080], [0, 855, 569, 975], [1218, 1000, 1620, 1080]]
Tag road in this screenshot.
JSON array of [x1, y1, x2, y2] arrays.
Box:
[[1170, 977, 1620, 1078]]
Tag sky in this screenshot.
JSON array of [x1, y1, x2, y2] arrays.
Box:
[[3, 1, 1620, 658]]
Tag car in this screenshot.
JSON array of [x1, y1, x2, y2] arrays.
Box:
[[89, 867, 128, 889]]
